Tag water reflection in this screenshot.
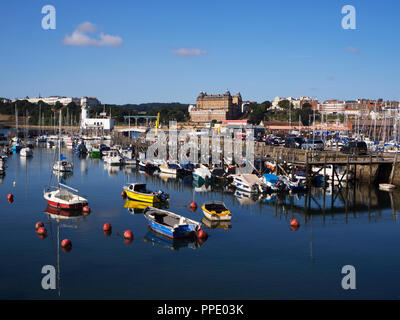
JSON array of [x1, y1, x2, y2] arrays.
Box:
[[143, 231, 204, 250], [201, 217, 232, 230], [123, 199, 168, 214], [43, 205, 88, 297]]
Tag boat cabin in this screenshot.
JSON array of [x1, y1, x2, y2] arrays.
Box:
[[128, 183, 148, 193]]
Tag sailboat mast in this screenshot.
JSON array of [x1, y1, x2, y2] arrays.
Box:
[[58, 110, 61, 188]]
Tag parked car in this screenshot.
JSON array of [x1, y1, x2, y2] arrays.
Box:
[[301, 139, 325, 151], [340, 141, 368, 155], [284, 136, 305, 149]]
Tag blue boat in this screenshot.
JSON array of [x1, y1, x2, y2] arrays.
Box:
[[143, 207, 201, 239]]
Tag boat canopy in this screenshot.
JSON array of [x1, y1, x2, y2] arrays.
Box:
[[129, 183, 147, 192]]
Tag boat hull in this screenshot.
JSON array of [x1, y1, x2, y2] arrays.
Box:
[[144, 214, 197, 239], [44, 191, 88, 210], [124, 188, 165, 204]]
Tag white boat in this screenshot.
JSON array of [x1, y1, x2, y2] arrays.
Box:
[[230, 174, 267, 193], [20, 147, 33, 157], [0, 158, 6, 175], [379, 183, 396, 191], [44, 110, 88, 210], [53, 160, 74, 172], [201, 201, 232, 221], [159, 163, 184, 175], [103, 150, 124, 166], [193, 165, 213, 184], [312, 165, 351, 184]]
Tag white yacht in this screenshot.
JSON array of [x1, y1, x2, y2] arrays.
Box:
[[103, 150, 124, 166]]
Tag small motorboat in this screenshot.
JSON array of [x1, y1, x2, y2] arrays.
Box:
[[201, 201, 232, 221], [53, 160, 74, 172], [379, 183, 396, 191], [89, 145, 101, 158], [230, 174, 267, 193], [159, 163, 184, 175], [144, 207, 203, 239], [103, 150, 124, 166], [123, 183, 169, 204], [193, 164, 214, 184], [20, 147, 33, 157], [138, 160, 159, 172]]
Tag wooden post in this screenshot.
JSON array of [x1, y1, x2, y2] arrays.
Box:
[[323, 154, 327, 189], [369, 154, 372, 185], [390, 152, 398, 185]]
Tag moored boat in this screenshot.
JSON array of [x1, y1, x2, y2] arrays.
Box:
[[53, 160, 74, 172], [201, 201, 231, 221], [123, 183, 169, 204], [159, 163, 184, 175], [379, 183, 396, 191], [20, 147, 33, 157], [144, 207, 203, 239]]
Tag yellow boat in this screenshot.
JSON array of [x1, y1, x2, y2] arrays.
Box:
[[201, 201, 232, 221], [123, 183, 169, 204]]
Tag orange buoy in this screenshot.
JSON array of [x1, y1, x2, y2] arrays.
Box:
[[197, 228, 208, 239], [61, 239, 72, 248], [82, 206, 91, 214], [35, 222, 44, 230], [121, 191, 127, 199], [37, 227, 47, 235], [103, 223, 112, 232], [7, 194, 14, 202], [290, 219, 300, 228]]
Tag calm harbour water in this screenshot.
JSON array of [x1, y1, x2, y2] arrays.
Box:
[[1, 142, 400, 299]]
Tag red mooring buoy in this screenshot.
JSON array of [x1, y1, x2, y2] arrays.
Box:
[[121, 191, 127, 199], [61, 239, 72, 248], [35, 222, 44, 230], [103, 223, 112, 232], [7, 194, 14, 202], [37, 227, 47, 235], [190, 202, 197, 209], [197, 228, 208, 239], [123, 230, 133, 239], [290, 219, 300, 228]]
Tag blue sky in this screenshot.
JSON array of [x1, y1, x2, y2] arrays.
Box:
[[0, 0, 399, 104]]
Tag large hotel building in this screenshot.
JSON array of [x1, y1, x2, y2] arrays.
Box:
[[189, 91, 242, 122]]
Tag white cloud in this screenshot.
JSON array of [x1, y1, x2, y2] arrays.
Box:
[[172, 48, 207, 57], [76, 21, 97, 33], [62, 22, 122, 47]]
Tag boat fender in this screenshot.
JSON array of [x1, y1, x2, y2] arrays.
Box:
[[82, 206, 91, 213]]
